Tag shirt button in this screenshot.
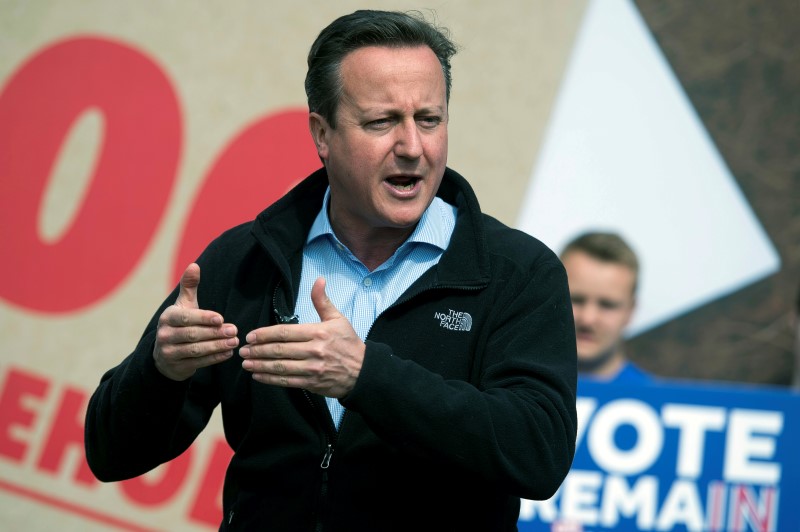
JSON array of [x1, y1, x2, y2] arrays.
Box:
[[363, 277, 373, 287]]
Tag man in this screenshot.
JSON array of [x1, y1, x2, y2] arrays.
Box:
[[85, 10, 577, 531], [559, 231, 650, 383]]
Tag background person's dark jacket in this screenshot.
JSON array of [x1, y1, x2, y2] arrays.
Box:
[[85, 167, 578, 532]]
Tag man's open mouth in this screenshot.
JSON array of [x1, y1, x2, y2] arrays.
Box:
[[387, 175, 419, 191]]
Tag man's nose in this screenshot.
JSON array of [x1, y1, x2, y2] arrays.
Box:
[[575, 303, 600, 325], [394, 120, 423, 159]]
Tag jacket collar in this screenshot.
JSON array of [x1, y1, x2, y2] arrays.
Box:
[[251, 166, 490, 289]]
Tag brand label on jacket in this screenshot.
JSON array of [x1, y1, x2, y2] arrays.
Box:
[[434, 309, 473, 331]]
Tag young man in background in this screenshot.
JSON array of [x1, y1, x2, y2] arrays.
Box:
[[560, 231, 651, 384]]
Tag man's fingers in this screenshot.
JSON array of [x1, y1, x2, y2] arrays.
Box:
[[176, 263, 201, 309], [160, 335, 239, 359], [169, 323, 239, 345], [162, 305, 225, 328], [311, 277, 343, 322]]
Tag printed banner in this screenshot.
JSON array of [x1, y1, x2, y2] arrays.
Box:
[[519, 380, 799, 532]]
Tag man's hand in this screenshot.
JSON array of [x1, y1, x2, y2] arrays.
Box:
[[154, 263, 239, 381], [240, 277, 364, 397]]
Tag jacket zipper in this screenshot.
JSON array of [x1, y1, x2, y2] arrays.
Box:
[[272, 283, 299, 324], [274, 280, 336, 530], [301, 389, 339, 532]]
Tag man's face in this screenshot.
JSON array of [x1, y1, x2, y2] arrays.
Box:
[[561, 250, 636, 363], [309, 45, 448, 237]]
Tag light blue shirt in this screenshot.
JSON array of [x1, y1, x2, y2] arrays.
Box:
[[294, 187, 457, 429]]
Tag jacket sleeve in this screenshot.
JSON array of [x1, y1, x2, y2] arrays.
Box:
[[341, 256, 578, 500], [83, 221, 265, 482], [84, 287, 219, 482]]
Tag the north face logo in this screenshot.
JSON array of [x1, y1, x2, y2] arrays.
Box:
[[434, 309, 472, 331]]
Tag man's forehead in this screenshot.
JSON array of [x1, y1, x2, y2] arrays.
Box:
[[337, 46, 447, 112]]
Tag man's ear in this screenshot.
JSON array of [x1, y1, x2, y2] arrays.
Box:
[[309, 112, 330, 161]]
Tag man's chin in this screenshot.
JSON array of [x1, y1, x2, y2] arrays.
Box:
[[383, 210, 426, 229], [576, 344, 602, 360]]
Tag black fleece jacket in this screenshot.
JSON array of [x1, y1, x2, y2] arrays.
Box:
[[85, 167, 577, 532]]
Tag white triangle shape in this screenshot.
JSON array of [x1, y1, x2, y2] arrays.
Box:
[[515, 0, 781, 335]]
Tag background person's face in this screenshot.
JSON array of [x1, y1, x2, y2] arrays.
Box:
[[311, 45, 448, 237], [562, 251, 636, 363]]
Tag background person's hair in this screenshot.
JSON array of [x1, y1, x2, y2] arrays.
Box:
[[305, 9, 459, 128], [560, 231, 640, 294]]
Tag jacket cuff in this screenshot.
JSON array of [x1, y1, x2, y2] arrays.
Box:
[[340, 340, 394, 409]]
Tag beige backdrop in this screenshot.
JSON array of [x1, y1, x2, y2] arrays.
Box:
[[0, 1, 587, 530]]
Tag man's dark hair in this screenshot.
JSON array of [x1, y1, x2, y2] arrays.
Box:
[[560, 231, 640, 294], [305, 9, 459, 128]]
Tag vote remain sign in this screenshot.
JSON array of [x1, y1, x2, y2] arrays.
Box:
[[519, 380, 799, 532]]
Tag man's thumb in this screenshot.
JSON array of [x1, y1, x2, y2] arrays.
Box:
[[311, 277, 341, 322], [176, 263, 201, 309]]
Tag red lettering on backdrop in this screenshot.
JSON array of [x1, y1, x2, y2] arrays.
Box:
[[0, 37, 181, 313], [0, 34, 321, 529], [172, 109, 320, 284], [0, 367, 49, 461], [37, 386, 96, 485]]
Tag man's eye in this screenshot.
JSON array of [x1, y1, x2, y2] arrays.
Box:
[[418, 116, 442, 128], [366, 118, 392, 129]]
